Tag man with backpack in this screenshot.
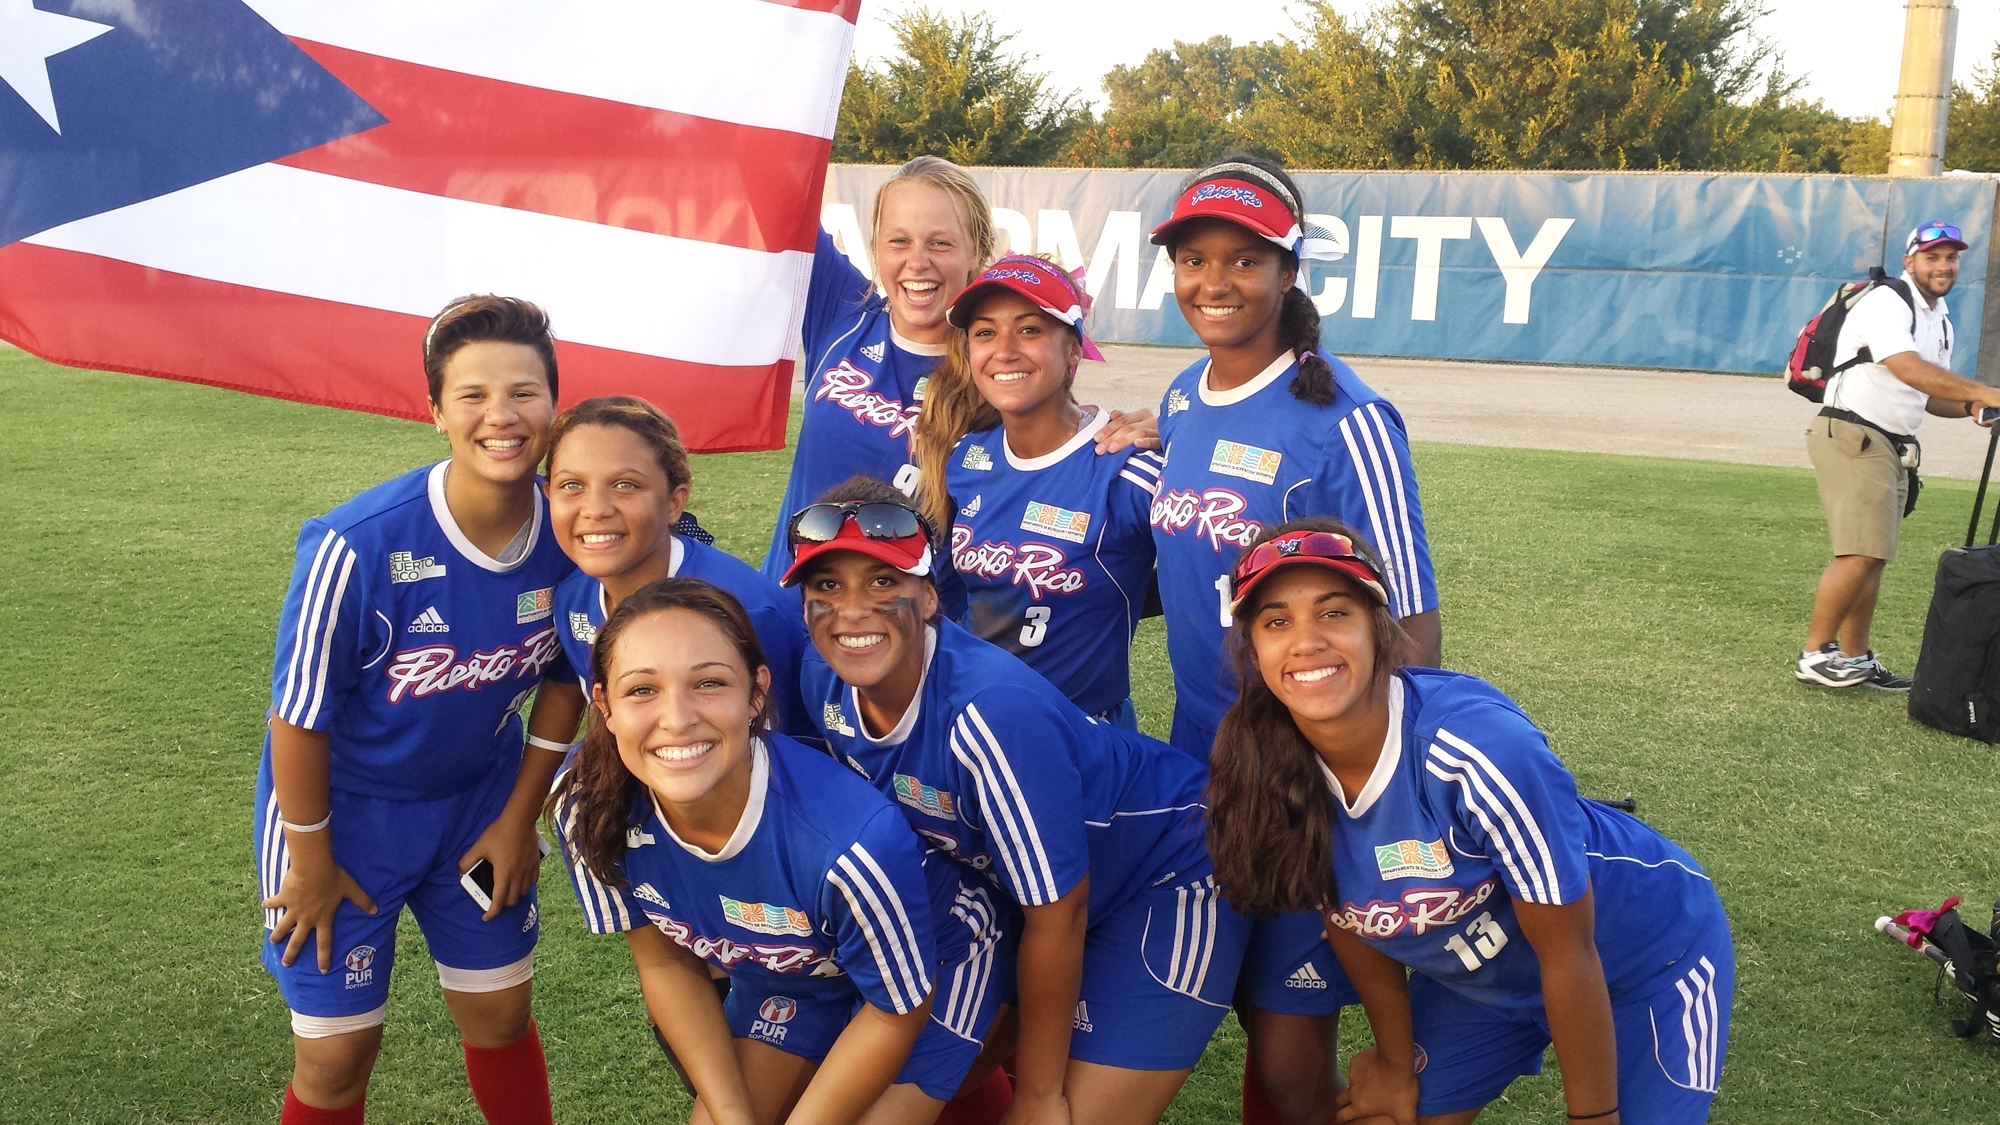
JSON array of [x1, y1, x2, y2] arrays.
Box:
[[1797, 220, 2000, 690]]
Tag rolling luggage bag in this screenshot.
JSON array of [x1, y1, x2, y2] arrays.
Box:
[[1910, 423, 2000, 740]]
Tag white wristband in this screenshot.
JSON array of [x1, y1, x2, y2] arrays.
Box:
[[278, 811, 332, 834], [525, 734, 570, 753]]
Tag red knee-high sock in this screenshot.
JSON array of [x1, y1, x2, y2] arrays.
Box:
[[462, 1020, 553, 1125], [282, 1085, 364, 1125], [934, 1066, 1013, 1125], [1241, 1047, 1284, 1125]]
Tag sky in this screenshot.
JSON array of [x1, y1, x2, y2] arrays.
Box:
[[849, 0, 2000, 123]]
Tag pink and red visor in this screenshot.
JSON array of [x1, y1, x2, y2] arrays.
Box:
[[1149, 172, 1344, 266], [947, 256, 1105, 362]]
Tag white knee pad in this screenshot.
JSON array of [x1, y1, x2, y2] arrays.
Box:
[[291, 1004, 388, 1039], [436, 952, 535, 994]]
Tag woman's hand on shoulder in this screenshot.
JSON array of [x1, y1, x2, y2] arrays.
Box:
[[1094, 408, 1160, 454]]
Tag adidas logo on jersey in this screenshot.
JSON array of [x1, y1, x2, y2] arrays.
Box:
[[1072, 1001, 1094, 1033], [1166, 388, 1191, 416], [407, 606, 450, 633], [389, 550, 447, 583], [633, 882, 671, 910], [961, 444, 993, 471], [1285, 963, 1330, 989], [860, 341, 886, 362], [960, 495, 981, 518]]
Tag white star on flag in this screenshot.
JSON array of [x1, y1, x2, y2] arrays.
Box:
[[0, 0, 115, 134]]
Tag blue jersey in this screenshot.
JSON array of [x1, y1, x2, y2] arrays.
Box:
[[943, 409, 1162, 716], [550, 536, 816, 745], [761, 228, 945, 581], [266, 461, 574, 802], [1325, 669, 1718, 1012], [1151, 351, 1437, 755], [802, 619, 1209, 920], [559, 734, 937, 1018]]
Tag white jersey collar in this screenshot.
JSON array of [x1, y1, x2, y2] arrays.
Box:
[[656, 737, 770, 863], [427, 460, 541, 574], [1005, 407, 1106, 471], [891, 327, 949, 357], [856, 626, 937, 746], [1318, 676, 1405, 820], [1198, 350, 1296, 407]]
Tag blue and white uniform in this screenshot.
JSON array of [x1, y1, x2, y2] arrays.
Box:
[[558, 735, 968, 1089], [1151, 350, 1437, 758], [761, 229, 946, 581], [944, 408, 1162, 724], [1325, 669, 1731, 1120], [550, 536, 817, 746], [255, 461, 574, 1031], [804, 617, 1250, 1069]]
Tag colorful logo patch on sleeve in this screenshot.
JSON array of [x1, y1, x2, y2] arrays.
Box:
[[893, 773, 957, 819], [1209, 440, 1283, 486], [962, 444, 994, 471], [389, 550, 447, 583], [516, 588, 554, 624], [719, 896, 814, 936], [1021, 501, 1092, 545], [1375, 839, 1456, 881]]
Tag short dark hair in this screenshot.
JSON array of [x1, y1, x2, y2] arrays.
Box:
[[423, 294, 559, 405]]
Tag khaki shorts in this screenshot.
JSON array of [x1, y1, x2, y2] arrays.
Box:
[[1806, 414, 1908, 560]]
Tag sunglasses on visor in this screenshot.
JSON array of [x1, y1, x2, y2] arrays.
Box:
[[1229, 530, 1386, 604], [786, 500, 932, 553]]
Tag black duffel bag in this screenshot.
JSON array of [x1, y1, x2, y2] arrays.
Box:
[[1910, 423, 2000, 739]]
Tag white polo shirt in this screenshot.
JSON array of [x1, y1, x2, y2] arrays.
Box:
[[1827, 272, 1954, 436]]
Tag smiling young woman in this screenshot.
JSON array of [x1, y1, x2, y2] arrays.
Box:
[[548, 579, 945, 1125], [1207, 519, 1734, 1125], [256, 295, 586, 1125], [783, 478, 1251, 1125], [905, 257, 1163, 728], [541, 395, 816, 747]]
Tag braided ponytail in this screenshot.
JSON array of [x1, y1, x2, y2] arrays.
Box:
[[1280, 288, 1335, 406]]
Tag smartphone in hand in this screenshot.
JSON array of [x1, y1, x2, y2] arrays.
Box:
[[460, 833, 553, 911], [1979, 405, 1999, 425]]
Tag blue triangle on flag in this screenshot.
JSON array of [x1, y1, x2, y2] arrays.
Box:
[[0, 0, 386, 248]]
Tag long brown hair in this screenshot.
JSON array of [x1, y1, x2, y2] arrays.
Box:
[[545, 578, 771, 886], [1205, 517, 1410, 917]]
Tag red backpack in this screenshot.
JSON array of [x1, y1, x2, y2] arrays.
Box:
[[1786, 267, 1915, 402]]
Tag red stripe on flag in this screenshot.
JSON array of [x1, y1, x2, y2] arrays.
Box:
[[276, 42, 831, 254], [0, 244, 791, 453], [759, 0, 863, 18]]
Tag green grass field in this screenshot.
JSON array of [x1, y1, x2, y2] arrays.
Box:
[[5, 349, 2000, 1122]]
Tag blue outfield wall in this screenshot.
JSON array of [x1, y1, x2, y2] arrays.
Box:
[[823, 167, 1999, 381]]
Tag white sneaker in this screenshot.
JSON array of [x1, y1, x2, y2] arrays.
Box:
[[1796, 644, 1868, 688]]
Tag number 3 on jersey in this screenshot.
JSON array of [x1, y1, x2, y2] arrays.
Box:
[[1441, 910, 1509, 971], [1020, 606, 1051, 647]]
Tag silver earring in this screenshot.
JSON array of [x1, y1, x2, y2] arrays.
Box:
[[434, 424, 445, 434]]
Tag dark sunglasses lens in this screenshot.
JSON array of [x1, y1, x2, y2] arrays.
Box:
[[791, 504, 850, 544], [852, 503, 921, 540]]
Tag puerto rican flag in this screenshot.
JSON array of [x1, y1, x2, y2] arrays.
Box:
[[0, 0, 859, 451]]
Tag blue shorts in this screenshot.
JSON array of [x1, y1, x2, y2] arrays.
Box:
[[896, 868, 1011, 1099], [1069, 874, 1251, 1070], [1089, 697, 1140, 731], [254, 757, 539, 1028], [1237, 910, 1358, 1016], [1411, 917, 1734, 1121], [726, 977, 854, 1061]]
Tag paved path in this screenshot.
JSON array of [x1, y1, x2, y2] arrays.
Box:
[[1068, 345, 1999, 482]]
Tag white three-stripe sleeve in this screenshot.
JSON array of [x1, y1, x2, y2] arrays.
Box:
[[1420, 714, 1588, 906], [947, 698, 1088, 907], [271, 521, 364, 730], [555, 799, 637, 934], [1333, 403, 1435, 617], [826, 819, 935, 1015]]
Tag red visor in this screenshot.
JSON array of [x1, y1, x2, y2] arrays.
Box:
[[947, 256, 1105, 361], [1150, 178, 1304, 255], [779, 513, 934, 588]]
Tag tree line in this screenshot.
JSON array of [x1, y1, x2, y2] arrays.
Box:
[[833, 1, 2000, 174]]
